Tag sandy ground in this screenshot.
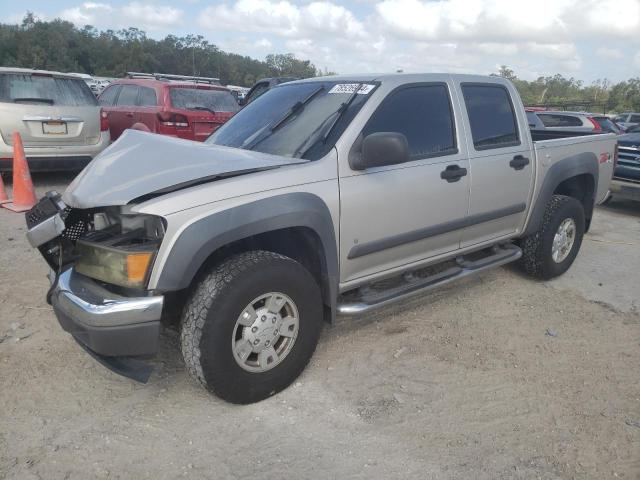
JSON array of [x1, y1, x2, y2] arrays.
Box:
[[0, 173, 639, 480]]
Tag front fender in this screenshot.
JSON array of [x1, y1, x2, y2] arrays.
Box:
[[153, 192, 339, 313]]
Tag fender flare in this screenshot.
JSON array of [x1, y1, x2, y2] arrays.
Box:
[[522, 152, 599, 237], [154, 192, 339, 316]]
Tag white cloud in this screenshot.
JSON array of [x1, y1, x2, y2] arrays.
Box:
[[59, 2, 113, 25], [596, 47, 624, 60], [121, 2, 183, 28], [198, 0, 366, 39], [374, 0, 640, 43], [59, 1, 183, 29], [255, 38, 273, 49]]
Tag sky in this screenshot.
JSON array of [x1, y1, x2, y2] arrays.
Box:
[[3, 0, 640, 83]]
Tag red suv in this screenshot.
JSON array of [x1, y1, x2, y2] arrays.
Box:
[[98, 74, 239, 142]]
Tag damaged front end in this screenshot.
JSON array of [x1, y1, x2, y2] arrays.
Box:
[[27, 191, 165, 288], [26, 191, 165, 381]]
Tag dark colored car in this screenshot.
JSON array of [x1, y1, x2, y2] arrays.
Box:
[[98, 75, 240, 142], [242, 77, 298, 105], [609, 131, 640, 201]]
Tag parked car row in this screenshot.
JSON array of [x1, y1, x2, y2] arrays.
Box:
[[612, 112, 640, 131], [526, 109, 624, 134], [1, 64, 638, 207]]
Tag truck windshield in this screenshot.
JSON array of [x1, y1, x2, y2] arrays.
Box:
[[206, 81, 377, 160]]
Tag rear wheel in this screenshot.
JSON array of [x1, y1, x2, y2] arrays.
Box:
[[520, 195, 585, 279], [180, 251, 323, 404]]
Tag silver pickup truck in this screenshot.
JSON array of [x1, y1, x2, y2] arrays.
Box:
[[26, 74, 616, 404]]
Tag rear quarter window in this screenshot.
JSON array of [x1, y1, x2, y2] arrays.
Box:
[[138, 86, 157, 107], [98, 85, 120, 106], [0, 73, 97, 106], [170, 88, 240, 113], [116, 85, 139, 106], [462, 84, 519, 150]]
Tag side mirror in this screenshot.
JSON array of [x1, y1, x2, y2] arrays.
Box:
[[351, 132, 410, 170]]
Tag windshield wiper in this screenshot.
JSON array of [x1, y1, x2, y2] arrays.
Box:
[[189, 106, 216, 115], [292, 83, 365, 158], [319, 83, 363, 143], [269, 85, 324, 132], [12, 97, 54, 105], [243, 85, 324, 151]]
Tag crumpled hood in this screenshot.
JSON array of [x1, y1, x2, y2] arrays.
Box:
[[63, 130, 307, 208]]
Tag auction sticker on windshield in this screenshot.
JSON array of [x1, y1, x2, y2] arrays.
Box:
[[328, 84, 375, 95]]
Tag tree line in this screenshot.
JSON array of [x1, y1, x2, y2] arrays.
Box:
[[1, 15, 638, 112], [0, 13, 322, 86], [493, 66, 640, 114]]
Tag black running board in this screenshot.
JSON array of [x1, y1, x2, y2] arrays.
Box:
[[337, 244, 522, 316]]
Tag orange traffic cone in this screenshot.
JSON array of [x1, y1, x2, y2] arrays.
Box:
[[2, 132, 37, 212], [0, 173, 9, 205]]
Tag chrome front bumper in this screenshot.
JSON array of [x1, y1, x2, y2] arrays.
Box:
[[50, 268, 164, 356]]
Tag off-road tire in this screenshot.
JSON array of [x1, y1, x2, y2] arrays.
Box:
[[180, 251, 323, 404], [520, 195, 585, 280]]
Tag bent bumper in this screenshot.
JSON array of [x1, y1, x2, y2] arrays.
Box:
[[50, 268, 164, 356]]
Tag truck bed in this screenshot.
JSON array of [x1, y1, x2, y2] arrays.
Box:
[[531, 130, 617, 205]]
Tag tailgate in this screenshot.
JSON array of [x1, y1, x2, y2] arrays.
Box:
[[0, 104, 102, 147]]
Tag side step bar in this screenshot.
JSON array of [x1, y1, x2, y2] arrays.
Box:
[[337, 244, 522, 316]]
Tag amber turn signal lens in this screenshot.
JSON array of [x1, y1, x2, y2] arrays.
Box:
[[126, 252, 154, 284]]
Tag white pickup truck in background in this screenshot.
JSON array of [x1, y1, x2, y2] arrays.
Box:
[[26, 73, 616, 403]]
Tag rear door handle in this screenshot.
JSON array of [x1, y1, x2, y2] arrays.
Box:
[[440, 164, 468, 183], [510, 155, 530, 170], [125, 112, 134, 118]]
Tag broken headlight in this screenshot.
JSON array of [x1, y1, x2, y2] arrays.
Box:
[[74, 213, 164, 289]]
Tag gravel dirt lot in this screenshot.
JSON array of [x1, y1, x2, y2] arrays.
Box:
[[1, 173, 639, 480]]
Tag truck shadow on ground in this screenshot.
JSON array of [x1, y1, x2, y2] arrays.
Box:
[[599, 197, 640, 217]]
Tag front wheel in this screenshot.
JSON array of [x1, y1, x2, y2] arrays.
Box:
[[520, 195, 585, 280], [180, 251, 323, 404]]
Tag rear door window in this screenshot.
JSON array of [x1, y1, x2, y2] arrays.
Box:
[[138, 86, 157, 107], [538, 114, 583, 127], [0, 73, 97, 106], [363, 84, 457, 160], [170, 88, 240, 113], [98, 85, 120, 106], [116, 85, 139, 106], [630, 115, 640, 123], [462, 84, 519, 150]]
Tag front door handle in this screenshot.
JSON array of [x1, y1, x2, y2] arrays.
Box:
[[440, 164, 468, 183], [510, 155, 530, 170], [125, 112, 134, 118]]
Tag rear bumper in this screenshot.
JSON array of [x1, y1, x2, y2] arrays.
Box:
[[50, 268, 163, 356], [0, 156, 93, 172], [0, 132, 110, 172], [610, 178, 640, 201]]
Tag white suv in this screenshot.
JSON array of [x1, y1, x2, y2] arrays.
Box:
[[0, 67, 110, 172]]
